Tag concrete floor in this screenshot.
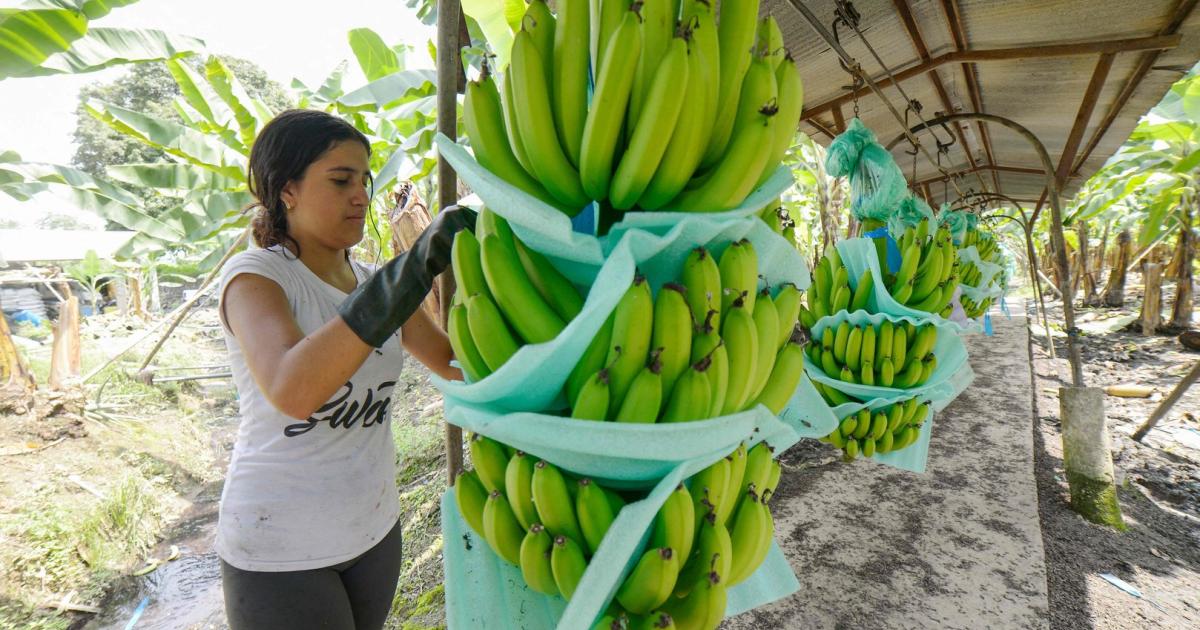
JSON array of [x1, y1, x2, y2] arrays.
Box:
[[726, 302, 1050, 629]]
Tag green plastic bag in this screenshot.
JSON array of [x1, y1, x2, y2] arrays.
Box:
[[939, 209, 970, 245], [803, 309, 974, 406], [825, 118, 908, 223], [886, 195, 936, 237], [834, 238, 982, 334]]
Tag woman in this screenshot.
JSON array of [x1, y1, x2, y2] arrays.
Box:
[[217, 109, 473, 629]]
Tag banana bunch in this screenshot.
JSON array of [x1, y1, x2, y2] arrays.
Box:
[[463, 0, 804, 217], [807, 319, 940, 389], [803, 221, 962, 322], [956, 294, 993, 319], [819, 397, 930, 461], [957, 229, 1002, 289], [448, 209, 584, 381], [564, 239, 808, 423]]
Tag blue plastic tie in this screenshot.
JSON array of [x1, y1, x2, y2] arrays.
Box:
[[864, 227, 902, 273], [984, 312, 993, 336], [1000, 295, 1011, 318], [571, 202, 597, 235], [124, 596, 150, 630]]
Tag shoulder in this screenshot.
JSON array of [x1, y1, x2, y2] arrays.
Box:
[[222, 246, 300, 290]]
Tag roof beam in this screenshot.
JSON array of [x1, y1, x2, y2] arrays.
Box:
[[1067, 0, 1200, 179], [939, 0, 1002, 195], [801, 34, 1181, 120], [911, 163, 1048, 188], [807, 118, 836, 140], [891, 0, 987, 193], [1030, 53, 1115, 223]]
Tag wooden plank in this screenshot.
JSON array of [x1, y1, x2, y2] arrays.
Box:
[[48, 295, 80, 389]]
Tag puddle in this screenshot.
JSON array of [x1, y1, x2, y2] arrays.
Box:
[[99, 547, 226, 630]]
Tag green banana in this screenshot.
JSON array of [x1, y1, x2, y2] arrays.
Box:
[[454, 470, 488, 537], [849, 269, 873, 313], [840, 366, 856, 384], [653, 283, 695, 400], [890, 242, 920, 296], [615, 351, 665, 423], [679, 511, 733, 592], [629, 0, 675, 129], [761, 459, 782, 502], [500, 70, 535, 176], [725, 443, 748, 515], [505, 451, 538, 530], [726, 488, 770, 586], [469, 433, 508, 494], [483, 490, 524, 565], [551, 534, 588, 599], [740, 442, 774, 501], [845, 326, 863, 372], [616, 548, 679, 615], [755, 49, 804, 188], [572, 369, 611, 420], [680, 247, 723, 333], [607, 275, 655, 411], [690, 456, 731, 532], [701, 0, 759, 167], [861, 324, 876, 374], [639, 20, 711, 210], [509, 28, 588, 209], [920, 355, 938, 385], [577, 477, 617, 555], [759, 14, 785, 71], [566, 313, 615, 407], [911, 324, 938, 362], [463, 71, 561, 209], [720, 294, 759, 414], [747, 289, 779, 401], [465, 293, 520, 372], [891, 326, 907, 369], [832, 321, 850, 364], [820, 346, 840, 380], [895, 358, 924, 388], [592, 0, 631, 79], [513, 239, 584, 322], [910, 247, 944, 303], [752, 329, 806, 414], [580, 10, 642, 201], [852, 409, 872, 440], [663, 569, 727, 630], [520, 523, 560, 596], [447, 303, 490, 382], [480, 233, 565, 344], [718, 240, 758, 314], [876, 320, 893, 366], [531, 460, 585, 544], [661, 355, 712, 423], [879, 357, 895, 387], [552, 0, 589, 167], [676, 104, 776, 212], [611, 33, 690, 209], [652, 484, 697, 565], [772, 283, 802, 350], [523, 0, 556, 84]]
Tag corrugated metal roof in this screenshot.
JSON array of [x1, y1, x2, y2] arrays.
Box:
[[0, 229, 135, 263], [772, 0, 1200, 211]]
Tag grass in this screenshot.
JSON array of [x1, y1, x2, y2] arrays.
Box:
[[0, 311, 230, 628]]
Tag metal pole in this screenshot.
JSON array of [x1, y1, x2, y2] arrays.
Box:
[[437, 0, 464, 484], [885, 112, 1085, 385]]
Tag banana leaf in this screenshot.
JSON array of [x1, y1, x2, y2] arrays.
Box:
[[348, 28, 401, 81], [106, 162, 243, 193], [85, 98, 246, 179]]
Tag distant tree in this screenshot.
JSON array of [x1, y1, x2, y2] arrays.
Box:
[[70, 56, 291, 221]]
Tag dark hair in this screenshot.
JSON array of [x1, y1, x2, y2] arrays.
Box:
[[246, 109, 372, 254]]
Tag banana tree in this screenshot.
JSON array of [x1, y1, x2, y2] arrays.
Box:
[[1, 0, 203, 80], [1065, 70, 1199, 329]]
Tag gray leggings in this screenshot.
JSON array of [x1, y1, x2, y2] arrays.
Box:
[[221, 519, 403, 630]]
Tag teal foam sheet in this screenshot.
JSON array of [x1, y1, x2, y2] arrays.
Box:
[[431, 205, 812, 414], [804, 309, 971, 405], [442, 372, 836, 490], [836, 237, 982, 335], [442, 464, 801, 630]]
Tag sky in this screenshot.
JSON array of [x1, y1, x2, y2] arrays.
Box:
[[0, 0, 437, 226]]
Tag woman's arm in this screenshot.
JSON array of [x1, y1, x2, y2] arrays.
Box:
[[223, 273, 374, 419], [401, 306, 464, 381]]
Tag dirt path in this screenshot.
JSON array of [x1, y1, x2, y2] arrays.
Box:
[[726, 302, 1050, 629]]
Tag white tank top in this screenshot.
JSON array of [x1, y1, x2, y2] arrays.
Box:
[[216, 246, 404, 572]]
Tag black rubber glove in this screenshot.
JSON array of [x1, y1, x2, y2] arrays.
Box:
[[339, 205, 477, 347]]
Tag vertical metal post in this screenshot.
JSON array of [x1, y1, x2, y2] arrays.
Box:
[[437, 0, 464, 484]]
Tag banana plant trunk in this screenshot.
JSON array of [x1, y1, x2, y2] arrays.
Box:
[[1170, 201, 1195, 329], [1102, 230, 1133, 307]]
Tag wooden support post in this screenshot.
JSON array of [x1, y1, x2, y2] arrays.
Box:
[[1102, 230, 1132, 307], [48, 295, 81, 390], [1169, 203, 1194, 329], [1132, 360, 1200, 442], [1141, 263, 1163, 335], [437, 0, 465, 485]]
